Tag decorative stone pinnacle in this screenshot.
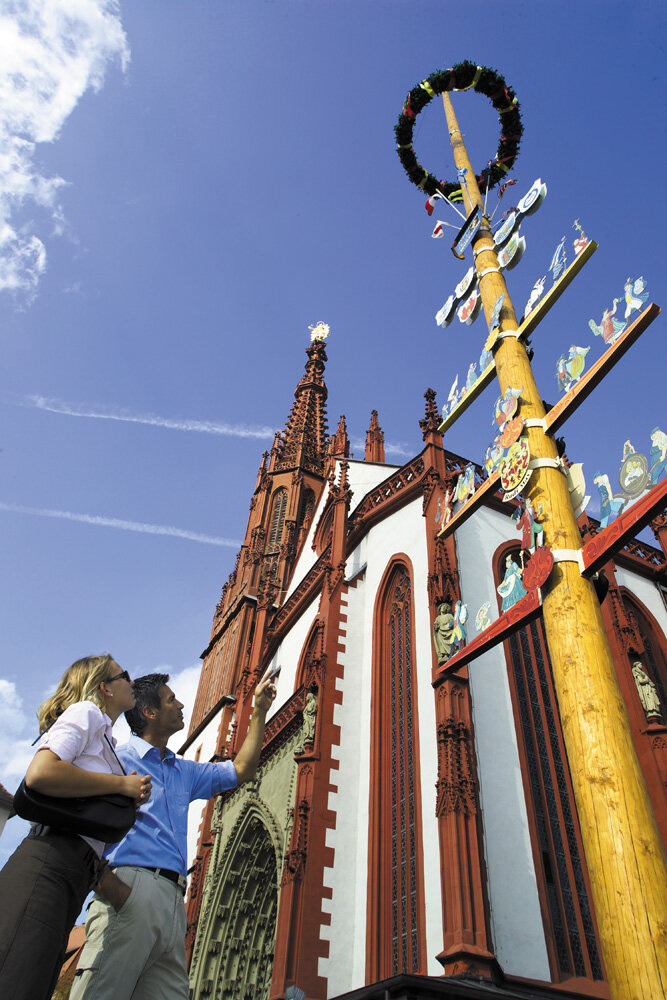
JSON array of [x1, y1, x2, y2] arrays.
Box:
[[420, 387, 441, 439]]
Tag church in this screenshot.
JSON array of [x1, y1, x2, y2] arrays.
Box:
[[177, 334, 667, 1000]]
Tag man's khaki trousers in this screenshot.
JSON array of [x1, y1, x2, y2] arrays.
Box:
[[70, 865, 189, 1000]]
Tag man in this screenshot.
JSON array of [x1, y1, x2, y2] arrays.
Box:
[[71, 665, 277, 1000]]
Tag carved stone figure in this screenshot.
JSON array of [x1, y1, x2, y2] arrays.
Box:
[[433, 602, 455, 663], [297, 691, 318, 751], [632, 661, 662, 719]]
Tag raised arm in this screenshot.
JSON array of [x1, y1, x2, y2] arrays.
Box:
[[233, 667, 278, 785], [26, 749, 151, 802]]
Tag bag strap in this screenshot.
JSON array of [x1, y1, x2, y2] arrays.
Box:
[[104, 735, 127, 776]]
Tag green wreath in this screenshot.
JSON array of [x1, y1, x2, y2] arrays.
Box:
[[395, 61, 523, 199]]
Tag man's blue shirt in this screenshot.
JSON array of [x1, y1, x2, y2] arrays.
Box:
[[105, 734, 237, 875]]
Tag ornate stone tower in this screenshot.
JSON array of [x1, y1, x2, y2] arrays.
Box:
[[183, 339, 331, 959]]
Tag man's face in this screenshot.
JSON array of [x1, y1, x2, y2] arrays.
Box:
[[155, 684, 185, 735]]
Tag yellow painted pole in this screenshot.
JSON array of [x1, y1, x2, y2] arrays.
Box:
[[442, 92, 667, 999]]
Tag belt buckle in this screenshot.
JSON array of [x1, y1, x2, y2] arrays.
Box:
[[177, 873, 187, 894]]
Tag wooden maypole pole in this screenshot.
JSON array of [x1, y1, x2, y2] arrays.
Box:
[[441, 91, 667, 1000]]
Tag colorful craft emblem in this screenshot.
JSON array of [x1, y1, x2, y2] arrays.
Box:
[[455, 266, 477, 300], [455, 463, 476, 503], [566, 462, 590, 517], [500, 439, 532, 501], [556, 345, 590, 393], [488, 292, 505, 331], [479, 344, 493, 371], [513, 496, 544, 552], [516, 178, 547, 216], [493, 211, 519, 247], [497, 554, 527, 611], [522, 546, 554, 591], [452, 599, 468, 652], [593, 471, 626, 528], [494, 386, 522, 431], [435, 295, 456, 328], [497, 232, 526, 270], [484, 436, 504, 476], [572, 219, 589, 256], [623, 276, 649, 320], [484, 327, 499, 352], [549, 237, 567, 282], [499, 416, 524, 448], [465, 363, 477, 390], [649, 428, 667, 484], [619, 452, 649, 497], [457, 287, 482, 325], [588, 298, 626, 345], [523, 275, 546, 320], [475, 602, 492, 632]]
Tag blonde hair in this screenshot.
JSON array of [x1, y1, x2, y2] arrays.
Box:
[[37, 654, 117, 733]]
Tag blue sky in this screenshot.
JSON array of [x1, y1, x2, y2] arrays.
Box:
[[1, 0, 665, 864]]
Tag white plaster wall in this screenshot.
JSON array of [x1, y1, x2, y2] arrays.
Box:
[[455, 505, 551, 981], [266, 599, 319, 700], [614, 566, 667, 634], [285, 460, 398, 600], [318, 496, 443, 994]]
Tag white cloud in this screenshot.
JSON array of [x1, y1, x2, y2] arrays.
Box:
[[0, 501, 242, 548], [0, 0, 129, 300], [0, 678, 36, 790], [12, 393, 279, 441]]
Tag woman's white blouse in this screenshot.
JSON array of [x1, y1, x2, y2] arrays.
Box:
[[36, 700, 124, 854]]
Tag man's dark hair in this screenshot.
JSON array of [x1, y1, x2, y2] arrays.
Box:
[[125, 672, 170, 736]]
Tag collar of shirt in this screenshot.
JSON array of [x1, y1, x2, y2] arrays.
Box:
[[127, 733, 176, 760]]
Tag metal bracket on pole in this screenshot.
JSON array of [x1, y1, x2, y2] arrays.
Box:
[[523, 417, 548, 431], [496, 327, 520, 340], [477, 266, 501, 278], [528, 457, 566, 473], [551, 548, 585, 573]]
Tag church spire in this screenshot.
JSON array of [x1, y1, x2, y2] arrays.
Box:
[[365, 409, 385, 463], [328, 414, 350, 460], [276, 340, 329, 475]]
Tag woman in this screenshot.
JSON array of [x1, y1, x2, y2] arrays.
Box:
[[0, 654, 152, 1000]]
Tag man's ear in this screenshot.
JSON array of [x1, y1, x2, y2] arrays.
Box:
[[142, 704, 159, 721]]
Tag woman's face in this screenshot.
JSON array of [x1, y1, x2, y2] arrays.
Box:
[[104, 660, 135, 713]]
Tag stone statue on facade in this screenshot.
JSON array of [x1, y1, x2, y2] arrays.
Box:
[[632, 661, 662, 719], [433, 602, 455, 663], [297, 691, 318, 752]]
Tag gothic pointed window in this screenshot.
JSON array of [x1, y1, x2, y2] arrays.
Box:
[[267, 489, 288, 555], [494, 544, 604, 983], [367, 560, 426, 981], [622, 590, 667, 712]]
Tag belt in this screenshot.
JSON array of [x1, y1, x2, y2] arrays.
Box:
[[130, 865, 187, 895]]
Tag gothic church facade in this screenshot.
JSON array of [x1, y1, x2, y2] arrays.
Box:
[[179, 339, 667, 1000]]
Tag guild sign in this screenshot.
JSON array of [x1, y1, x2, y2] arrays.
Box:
[[457, 287, 482, 325], [500, 439, 532, 500], [619, 452, 649, 497]]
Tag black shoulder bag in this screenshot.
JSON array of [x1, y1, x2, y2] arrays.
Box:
[[13, 735, 137, 844]]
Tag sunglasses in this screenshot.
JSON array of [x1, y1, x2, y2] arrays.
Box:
[[107, 670, 131, 683]]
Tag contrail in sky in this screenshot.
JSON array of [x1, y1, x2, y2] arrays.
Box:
[[0, 502, 240, 548], [8, 394, 413, 457], [12, 394, 278, 441]]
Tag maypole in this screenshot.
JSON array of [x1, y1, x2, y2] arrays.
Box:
[[397, 66, 667, 999]]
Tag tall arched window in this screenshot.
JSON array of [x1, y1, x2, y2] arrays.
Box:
[[367, 559, 426, 981], [494, 544, 603, 984], [267, 489, 288, 555]]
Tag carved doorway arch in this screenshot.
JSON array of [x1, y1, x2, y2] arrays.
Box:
[[193, 809, 278, 999]]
